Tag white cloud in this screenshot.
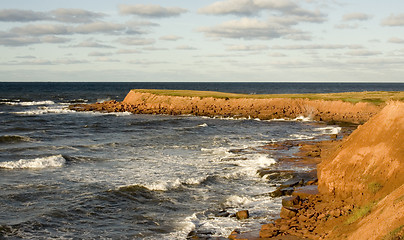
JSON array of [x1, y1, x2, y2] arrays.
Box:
[[50, 8, 106, 23], [116, 49, 141, 54], [381, 14, 404, 26], [345, 50, 382, 56], [71, 40, 114, 48], [128, 59, 168, 65], [198, 0, 325, 41], [342, 12, 372, 21], [176, 45, 197, 50], [73, 22, 126, 34], [198, 17, 309, 40], [88, 52, 113, 57], [388, 37, 404, 44], [271, 44, 363, 50], [160, 35, 182, 41], [268, 52, 287, 57], [118, 4, 187, 18], [226, 44, 268, 51], [0, 8, 105, 23], [11, 24, 69, 35], [334, 23, 359, 29], [198, 0, 318, 18], [117, 37, 155, 46]]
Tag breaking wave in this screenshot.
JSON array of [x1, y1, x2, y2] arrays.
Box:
[[0, 155, 66, 169]]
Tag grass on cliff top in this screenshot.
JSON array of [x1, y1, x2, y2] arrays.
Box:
[[132, 89, 404, 105]]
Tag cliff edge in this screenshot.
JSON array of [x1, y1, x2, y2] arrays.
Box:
[[317, 101, 404, 239]]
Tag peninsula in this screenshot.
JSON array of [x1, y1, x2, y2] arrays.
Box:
[[69, 90, 404, 239]]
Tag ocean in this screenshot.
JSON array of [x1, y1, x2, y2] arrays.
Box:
[[0, 82, 403, 239]]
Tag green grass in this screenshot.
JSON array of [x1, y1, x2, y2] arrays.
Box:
[[368, 182, 383, 194], [346, 202, 376, 224], [131, 89, 404, 105], [383, 225, 403, 240]]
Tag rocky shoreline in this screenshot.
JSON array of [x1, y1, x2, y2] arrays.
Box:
[[69, 90, 403, 240]]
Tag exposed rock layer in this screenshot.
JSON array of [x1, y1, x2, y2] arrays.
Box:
[[69, 90, 382, 124]]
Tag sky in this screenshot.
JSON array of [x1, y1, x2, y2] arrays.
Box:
[[0, 0, 403, 82]]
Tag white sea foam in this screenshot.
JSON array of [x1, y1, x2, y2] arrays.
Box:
[[315, 126, 341, 135], [224, 154, 276, 179], [223, 195, 252, 208], [4, 100, 55, 106], [12, 106, 75, 115], [289, 133, 315, 140], [197, 123, 208, 128], [143, 175, 209, 191], [0, 155, 66, 169], [293, 115, 312, 122]]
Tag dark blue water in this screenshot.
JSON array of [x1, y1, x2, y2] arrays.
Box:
[[0, 82, 401, 239], [1, 82, 403, 103]]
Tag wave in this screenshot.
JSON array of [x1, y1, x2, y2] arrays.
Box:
[[223, 154, 277, 179], [117, 175, 210, 192], [2, 100, 55, 106], [0, 155, 66, 169], [315, 126, 341, 135], [0, 135, 33, 144]]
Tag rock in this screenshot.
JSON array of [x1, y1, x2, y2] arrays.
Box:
[[236, 210, 249, 220], [270, 187, 295, 197], [215, 210, 230, 218], [280, 207, 297, 219], [282, 195, 301, 208]]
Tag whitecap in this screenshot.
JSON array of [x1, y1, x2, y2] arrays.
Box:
[[197, 123, 208, 128], [0, 155, 66, 169], [315, 126, 341, 135], [4, 100, 55, 106]]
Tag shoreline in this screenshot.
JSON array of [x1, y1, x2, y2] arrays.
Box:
[[68, 90, 403, 240]]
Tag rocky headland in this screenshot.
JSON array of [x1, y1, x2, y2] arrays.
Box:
[[69, 90, 404, 240]]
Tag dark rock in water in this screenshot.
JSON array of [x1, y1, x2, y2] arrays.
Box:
[[236, 210, 249, 220], [228, 149, 244, 153], [215, 210, 230, 218], [269, 187, 295, 197], [257, 169, 294, 181]]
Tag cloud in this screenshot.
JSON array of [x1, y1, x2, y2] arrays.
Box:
[[342, 12, 372, 21], [268, 52, 287, 57], [88, 52, 113, 56], [160, 35, 182, 41], [10, 24, 69, 35], [73, 22, 126, 34], [226, 44, 268, 51], [198, 0, 326, 23], [334, 23, 359, 29], [118, 4, 187, 18], [0, 8, 105, 23], [50, 8, 106, 23], [176, 45, 197, 50], [2, 58, 88, 65], [71, 40, 114, 48], [116, 49, 141, 54], [271, 44, 363, 50], [198, 0, 325, 41], [117, 37, 155, 45], [128, 59, 168, 65], [388, 37, 404, 44], [382, 14, 404, 26], [345, 50, 382, 56], [198, 17, 310, 40]]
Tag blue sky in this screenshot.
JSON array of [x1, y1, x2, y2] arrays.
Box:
[[0, 0, 403, 82]]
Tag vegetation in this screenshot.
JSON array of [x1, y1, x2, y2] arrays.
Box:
[[346, 202, 376, 224], [132, 89, 404, 105], [383, 225, 403, 240], [368, 181, 383, 194]]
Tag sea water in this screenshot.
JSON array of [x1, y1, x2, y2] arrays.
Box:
[[0, 82, 402, 239]]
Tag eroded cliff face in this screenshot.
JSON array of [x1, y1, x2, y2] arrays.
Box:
[[318, 101, 404, 239], [118, 90, 381, 124]]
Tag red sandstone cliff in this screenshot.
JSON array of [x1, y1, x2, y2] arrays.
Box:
[[318, 101, 404, 239], [119, 90, 380, 123]]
